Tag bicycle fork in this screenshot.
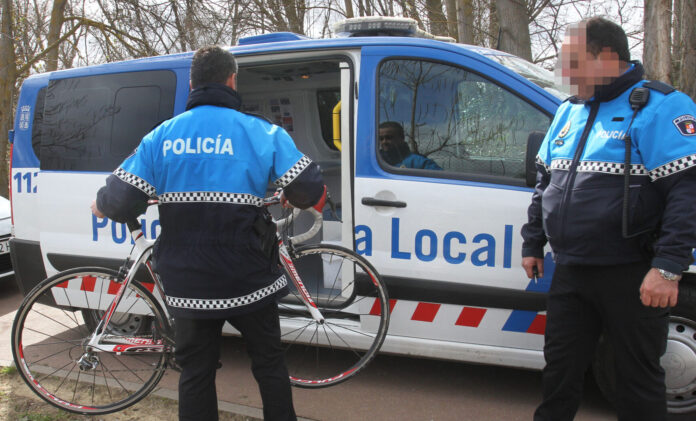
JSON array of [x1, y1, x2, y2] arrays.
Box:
[[278, 240, 325, 324]]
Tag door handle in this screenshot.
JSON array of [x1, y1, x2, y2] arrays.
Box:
[[361, 197, 407, 208]]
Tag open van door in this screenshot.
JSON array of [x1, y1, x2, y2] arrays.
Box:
[[353, 46, 555, 351]]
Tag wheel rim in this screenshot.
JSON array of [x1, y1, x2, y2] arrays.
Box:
[[279, 245, 389, 388], [662, 316, 696, 413], [12, 270, 168, 414]]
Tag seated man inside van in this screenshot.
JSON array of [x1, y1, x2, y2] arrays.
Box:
[[379, 121, 442, 170]]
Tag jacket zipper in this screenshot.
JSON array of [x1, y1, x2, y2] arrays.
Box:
[[557, 102, 600, 246]]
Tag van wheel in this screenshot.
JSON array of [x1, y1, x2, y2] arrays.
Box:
[[592, 282, 696, 414], [81, 309, 152, 336]]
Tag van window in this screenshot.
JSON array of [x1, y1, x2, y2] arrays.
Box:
[[378, 59, 550, 181], [316, 89, 340, 151], [40, 70, 176, 171], [32, 88, 46, 161]]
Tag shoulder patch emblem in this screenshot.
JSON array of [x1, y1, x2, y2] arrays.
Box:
[[558, 121, 571, 138], [673, 115, 696, 136]]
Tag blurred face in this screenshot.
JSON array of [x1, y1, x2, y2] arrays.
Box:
[[379, 127, 402, 152], [557, 24, 625, 99]]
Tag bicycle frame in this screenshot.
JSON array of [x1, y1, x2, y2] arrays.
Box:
[[86, 199, 328, 354]]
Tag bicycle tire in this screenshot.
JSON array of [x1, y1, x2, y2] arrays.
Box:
[[279, 243, 389, 388], [11, 267, 172, 415]]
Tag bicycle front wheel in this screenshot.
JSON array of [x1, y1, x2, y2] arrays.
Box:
[[279, 244, 389, 388], [11, 267, 171, 415]]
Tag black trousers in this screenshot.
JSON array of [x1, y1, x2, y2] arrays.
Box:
[[534, 262, 669, 421], [175, 301, 296, 421]]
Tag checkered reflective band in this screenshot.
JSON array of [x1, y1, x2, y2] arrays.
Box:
[[114, 168, 157, 197], [166, 275, 287, 310], [649, 153, 696, 180], [536, 155, 550, 172], [549, 159, 573, 171], [159, 191, 264, 206], [274, 155, 312, 187], [576, 161, 647, 175]]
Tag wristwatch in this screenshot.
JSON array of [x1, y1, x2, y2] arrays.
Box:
[[657, 268, 681, 282]]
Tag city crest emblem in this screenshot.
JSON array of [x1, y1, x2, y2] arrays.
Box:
[[558, 121, 571, 138], [673, 114, 696, 136]]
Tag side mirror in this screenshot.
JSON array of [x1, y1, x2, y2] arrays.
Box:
[[525, 131, 545, 187]]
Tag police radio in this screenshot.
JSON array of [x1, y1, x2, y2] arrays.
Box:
[[621, 87, 650, 238]]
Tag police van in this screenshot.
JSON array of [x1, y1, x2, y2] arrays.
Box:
[[9, 16, 696, 413]]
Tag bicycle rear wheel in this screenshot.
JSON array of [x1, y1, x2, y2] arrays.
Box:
[[11, 267, 172, 415], [279, 243, 389, 388]]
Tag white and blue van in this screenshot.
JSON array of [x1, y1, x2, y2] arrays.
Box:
[[9, 16, 695, 414]]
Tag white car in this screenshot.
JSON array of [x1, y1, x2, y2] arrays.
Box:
[[0, 196, 13, 280]]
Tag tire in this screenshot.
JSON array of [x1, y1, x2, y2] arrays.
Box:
[[593, 281, 696, 415], [279, 244, 389, 388], [11, 267, 172, 415]]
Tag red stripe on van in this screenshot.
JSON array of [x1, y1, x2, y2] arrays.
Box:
[[526, 314, 546, 335], [454, 307, 487, 327], [80, 276, 96, 292], [107, 280, 121, 295], [411, 303, 440, 322], [56, 280, 69, 289], [369, 298, 396, 316]]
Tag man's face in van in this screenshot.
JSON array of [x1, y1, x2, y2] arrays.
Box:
[[379, 127, 404, 153], [557, 24, 624, 99]]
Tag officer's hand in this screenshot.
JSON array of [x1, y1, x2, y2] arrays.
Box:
[[91, 200, 105, 218], [639, 268, 679, 308], [278, 191, 294, 209], [522, 257, 544, 279]]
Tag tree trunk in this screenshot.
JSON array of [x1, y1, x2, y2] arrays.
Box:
[[672, 0, 682, 86], [46, 0, 68, 72], [344, 0, 354, 18], [495, 0, 531, 61], [488, 1, 498, 49], [426, 0, 448, 36], [643, 0, 672, 83], [456, 0, 474, 44], [444, 0, 458, 40], [0, 0, 16, 198], [680, 0, 696, 100]]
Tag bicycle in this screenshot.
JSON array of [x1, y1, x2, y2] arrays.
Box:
[[11, 191, 390, 415]]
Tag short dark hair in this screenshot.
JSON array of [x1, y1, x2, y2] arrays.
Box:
[[583, 17, 630, 62], [190, 46, 238, 88], [379, 121, 405, 140]]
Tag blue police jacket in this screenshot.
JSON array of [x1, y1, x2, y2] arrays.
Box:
[[522, 63, 696, 273], [97, 84, 324, 318], [398, 153, 442, 170]]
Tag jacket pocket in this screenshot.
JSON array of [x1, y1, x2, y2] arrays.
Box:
[[541, 182, 564, 240]]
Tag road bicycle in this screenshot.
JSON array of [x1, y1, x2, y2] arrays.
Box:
[[11, 191, 390, 415]]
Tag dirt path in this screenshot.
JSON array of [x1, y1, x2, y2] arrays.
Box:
[[0, 366, 259, 421]]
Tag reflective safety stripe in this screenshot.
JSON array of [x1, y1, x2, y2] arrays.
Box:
[[114, 168, 156, 197], [165, 275, 287, 310], [576, 160, 647, 175], [158, 191, 263, 206], [274, 155, 312, 187], [649, 153, 696, 180]]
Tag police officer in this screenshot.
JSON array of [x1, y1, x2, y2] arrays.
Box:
[[91, 46, 324, 421], [521, 18, 696, 421]]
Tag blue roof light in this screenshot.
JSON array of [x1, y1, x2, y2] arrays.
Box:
[[238, 32, 310, 46]]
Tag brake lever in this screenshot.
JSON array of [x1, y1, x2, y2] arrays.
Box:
[[325, 192, 342, 223]]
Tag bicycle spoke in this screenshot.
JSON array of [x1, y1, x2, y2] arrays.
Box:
[[25, 343, 76, 366]]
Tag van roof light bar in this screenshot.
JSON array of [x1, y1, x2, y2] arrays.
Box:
[[333, 16, 455, 42]]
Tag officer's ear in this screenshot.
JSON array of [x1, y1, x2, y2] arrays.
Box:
[[225, 73, 237, 90]]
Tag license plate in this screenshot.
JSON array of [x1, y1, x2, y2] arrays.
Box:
[[0, 239, 10, 254]]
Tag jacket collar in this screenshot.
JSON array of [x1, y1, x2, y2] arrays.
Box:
[[185, 83, 242, 111], [569, 61, 644, 105]]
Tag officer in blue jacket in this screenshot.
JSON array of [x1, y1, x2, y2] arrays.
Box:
[[92, 46, 323, 421], [379, 121, 442, 170], [521, 18, 696, 421]]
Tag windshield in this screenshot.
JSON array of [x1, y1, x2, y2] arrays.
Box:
[[486, 54, 569, 100]]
